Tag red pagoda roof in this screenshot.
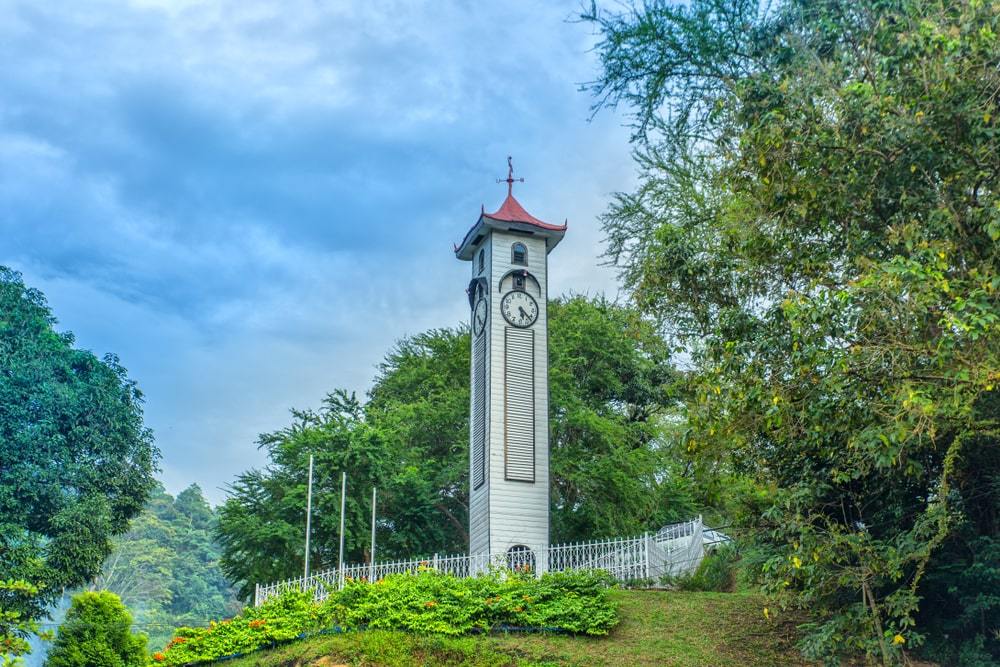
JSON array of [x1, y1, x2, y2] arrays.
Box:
[[454, 157, 568, 260], [483, 192, 568, 232]]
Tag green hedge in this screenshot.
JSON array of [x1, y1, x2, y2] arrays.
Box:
[[151, 569, 619, 666]]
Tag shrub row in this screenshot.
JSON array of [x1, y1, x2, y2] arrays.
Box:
[[151, 569, 619, 665]]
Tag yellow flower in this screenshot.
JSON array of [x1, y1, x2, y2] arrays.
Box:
[[893, 634, 905, 645], [792, 556, 802, 569], [763, 607, 770, 620]]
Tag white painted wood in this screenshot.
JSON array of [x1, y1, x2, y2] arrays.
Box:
[[503, 327, 534, 481], [471, 334, 487, 488]]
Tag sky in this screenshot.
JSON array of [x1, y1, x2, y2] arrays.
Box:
[[0, 0, 637, 504]]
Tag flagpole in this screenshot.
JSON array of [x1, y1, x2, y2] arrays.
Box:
[[369, 487, 377, 582], [338, 471, 346, 588], [303, 454, 314, 579]]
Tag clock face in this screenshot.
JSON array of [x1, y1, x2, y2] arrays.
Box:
[[472, 297, 488, 337], [500, 290, 538, 328]]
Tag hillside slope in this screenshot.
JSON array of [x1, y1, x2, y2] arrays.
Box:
[[218, 590, 811, 666]]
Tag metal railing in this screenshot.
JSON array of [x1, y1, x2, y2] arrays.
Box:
[[254, 516, 709, 606]]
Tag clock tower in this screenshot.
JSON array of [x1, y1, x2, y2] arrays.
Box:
[[455, 158, 566, 570]]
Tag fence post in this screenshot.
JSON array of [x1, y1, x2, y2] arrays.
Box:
[[254, 583, 260, 607], [644, 532, 650, 583]]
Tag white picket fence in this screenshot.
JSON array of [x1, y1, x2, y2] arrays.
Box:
[[255, 516, 709, 606]]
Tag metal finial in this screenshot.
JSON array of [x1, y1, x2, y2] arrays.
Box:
[[497, 155, 524, 196]]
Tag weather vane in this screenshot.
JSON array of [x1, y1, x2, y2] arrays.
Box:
[[497, 156, 524, 196]]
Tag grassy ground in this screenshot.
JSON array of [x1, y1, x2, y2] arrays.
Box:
[[218, 589, 811, 667]]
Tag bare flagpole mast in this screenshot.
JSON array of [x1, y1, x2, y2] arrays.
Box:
[[337, 471, 346, 588], [304, 454, 314, 579], [369, 487, 377, 582]]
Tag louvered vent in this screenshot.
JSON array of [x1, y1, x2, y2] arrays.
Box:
[[472, 333, 487, 489], [504, 328, 535, 482]]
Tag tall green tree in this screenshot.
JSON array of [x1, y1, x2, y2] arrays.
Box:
[[548, 296, 693, 541], [0, 267, 158, 658], [584, 0, 1000, 662], [217, 297, 694, 601]]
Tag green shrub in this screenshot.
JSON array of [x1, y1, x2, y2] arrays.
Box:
[[150, 590, 324, 666], [662, 544, 739, 592], [154, 569, 619, 665], [325, 568, 618, 636], [44, 591, 146, 667]]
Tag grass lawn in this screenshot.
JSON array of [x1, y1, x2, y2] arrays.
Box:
[[217, 589, 811, 666]]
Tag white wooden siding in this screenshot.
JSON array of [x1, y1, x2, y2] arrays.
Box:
[[504, 327, 534, 481], [469, 240, 491, 556], [472, 333, 487, 489]]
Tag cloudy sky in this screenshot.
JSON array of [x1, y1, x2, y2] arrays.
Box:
[[0, 0, 636, 503]]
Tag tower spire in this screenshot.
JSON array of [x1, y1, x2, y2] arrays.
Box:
[[497, 155, 524, 197]]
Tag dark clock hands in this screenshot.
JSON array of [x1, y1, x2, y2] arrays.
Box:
[[518, 306, 529, 320]]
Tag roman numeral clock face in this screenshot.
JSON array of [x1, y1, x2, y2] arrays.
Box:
[[500, 290, 538, 328]]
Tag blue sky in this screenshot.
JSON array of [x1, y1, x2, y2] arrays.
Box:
[[0, 0, 636, 503]]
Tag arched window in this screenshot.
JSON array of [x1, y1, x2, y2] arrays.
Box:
[[506, 545, 535, 573], [478, 248, 485, 274], [511, 242, 527, 266]]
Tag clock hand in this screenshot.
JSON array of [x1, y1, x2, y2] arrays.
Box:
[[518, 306, 528, 319]]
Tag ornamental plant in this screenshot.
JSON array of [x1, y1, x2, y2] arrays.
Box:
[[154, 569, 619, 665], [325, 569, 619, 636]]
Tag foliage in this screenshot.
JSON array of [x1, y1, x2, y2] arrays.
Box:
[[327, 569, 619, 637], [216, 389, 396, 601], [151, 590, 324, 666], [0, 267, 158, 661], [85, 483, 239, 651], [663, 544, 740, 593], [583, 0, 1000, 663], [154, 569, 618, 666], [218, 589, 809, 667], [0, 579, 51, 666], [44, 591, 146, 667], [217, 296, 694, 601], [547, 296, 695, 542]]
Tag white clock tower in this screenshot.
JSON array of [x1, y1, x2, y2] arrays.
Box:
[[454, 158, 566, 571]]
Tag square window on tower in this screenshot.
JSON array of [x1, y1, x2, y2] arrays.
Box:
[[513, 275, 525, 291]]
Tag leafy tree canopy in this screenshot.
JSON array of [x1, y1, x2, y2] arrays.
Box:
[[584, 0, 1000, 663], [0, 267, 158, 650], [217, 295, 695, 601]]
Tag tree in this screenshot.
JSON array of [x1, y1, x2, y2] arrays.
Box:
[[548, 296, 693, 541], [44, 591, 146, 667], [217, 390, 391, 601], [0, 579, 50, 667], [0, 267, 158, 658], [217, 297, 694, 600], [584, 0, 1000, 662]]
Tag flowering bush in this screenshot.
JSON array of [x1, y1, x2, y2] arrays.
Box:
[[151, 590, 325, 666], [153, 569, 619, 665]]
